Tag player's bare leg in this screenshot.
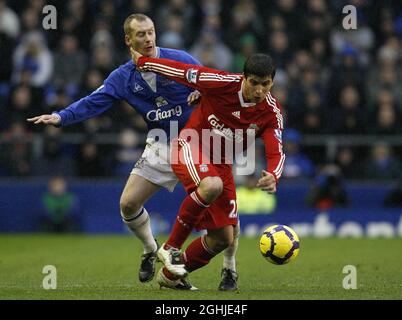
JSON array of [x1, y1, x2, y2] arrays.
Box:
[[120, 174, 161, 282], [219, 222, 240, 291]]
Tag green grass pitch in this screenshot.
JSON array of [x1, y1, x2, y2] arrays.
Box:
[[0, 235, 401, 300]]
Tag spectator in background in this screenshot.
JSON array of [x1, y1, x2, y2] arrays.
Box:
[[298, 90, 326, 134], [306, 164, 349, 211], [328, 45, 365, 104], [39, 176, 81, 232], [91, 45, 115, 78], [288, 66, 324, 126], [158, 13, 185, 49], [335, 147, 361, 180], [7, 85, 36, 124], [367, 38, 402, 106], [299, 0, 333, 55], [32, 126, 75, 176], [190, 29, 233, 70], [309, 37, 330, 69], [331, 85, 364, 134], [75, 142, 107, 177], [282, 128, 315, 179], [232, 33, 257, 72], [271, 0, 300, 39], [226, 0, 264, 51], [367, 96, 401, 135], [267, 30, 291, 69], [12, 31, 53, 87], [0, 122, 33, 176], [236, 175, 276, 214], [156, 0, 196, 47], [53, 34, 88, 88], [361, 142, 402, 181], [58, 0, 91, 49]]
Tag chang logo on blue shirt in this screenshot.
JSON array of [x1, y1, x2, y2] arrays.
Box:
[[146, 105, 183, 121]]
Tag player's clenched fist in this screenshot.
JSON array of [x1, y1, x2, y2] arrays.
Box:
[[256, 170, 277, 194], [27, 114, 61, 126], [187, 90, 201, 105]]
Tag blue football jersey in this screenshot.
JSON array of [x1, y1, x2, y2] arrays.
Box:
[[55, 47, 201, 138]]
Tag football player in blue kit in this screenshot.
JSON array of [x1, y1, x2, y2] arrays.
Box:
[[28, 14, 239, 291]]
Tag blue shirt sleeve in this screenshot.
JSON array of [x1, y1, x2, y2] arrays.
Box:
[[55, 68, 123, 127], [179, 50, 202, 66]]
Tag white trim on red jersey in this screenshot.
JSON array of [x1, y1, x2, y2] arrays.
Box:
[[266, 92, 284, 130]]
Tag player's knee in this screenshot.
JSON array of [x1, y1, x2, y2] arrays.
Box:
[[213, 235, 234, 252], [199, 176, 223, 203], [119, 196, 142, 217]]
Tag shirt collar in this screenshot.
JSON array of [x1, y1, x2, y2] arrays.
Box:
[[238, 80, 256, 108], [152, 47, 160, 58]]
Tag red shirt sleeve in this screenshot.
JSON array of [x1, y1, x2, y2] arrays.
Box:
[[261, 127, 285, 183], [137, 56, 242, 93]]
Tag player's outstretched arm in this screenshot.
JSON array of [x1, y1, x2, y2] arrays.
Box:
[[27, 114, 61, 126], [131, 48, 241, 92]]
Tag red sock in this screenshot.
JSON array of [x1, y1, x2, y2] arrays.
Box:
[[182, 236, 217, 273], [165, 190, 209, 250]]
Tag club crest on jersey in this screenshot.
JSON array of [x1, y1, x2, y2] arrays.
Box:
[[274, 129, 282, 143], [186, 68, 198, 84], [199, 164, 209, 172], [155, 96, 169, 108]]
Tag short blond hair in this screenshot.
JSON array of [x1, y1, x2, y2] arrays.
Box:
[[124, 13, 151, 36]]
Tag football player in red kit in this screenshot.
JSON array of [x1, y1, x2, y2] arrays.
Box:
[[131, 49, 285, 290]]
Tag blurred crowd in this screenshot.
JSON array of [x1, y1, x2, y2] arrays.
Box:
[[0, 0, 402, 182]]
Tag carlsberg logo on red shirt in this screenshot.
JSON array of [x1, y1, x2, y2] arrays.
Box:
[[207, 114, 244, 143]]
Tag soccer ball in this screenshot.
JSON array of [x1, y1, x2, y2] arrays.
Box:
[[259, 224, 300, 265]]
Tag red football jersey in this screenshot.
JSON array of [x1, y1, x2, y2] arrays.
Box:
[[137, 56, 285, 181]]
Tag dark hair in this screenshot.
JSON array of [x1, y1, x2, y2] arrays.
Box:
[[243, 54, 276, 79], [124, 13, 152, 36]]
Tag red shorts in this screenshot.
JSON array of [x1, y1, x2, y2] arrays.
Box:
[[171, 138, 238, 231]]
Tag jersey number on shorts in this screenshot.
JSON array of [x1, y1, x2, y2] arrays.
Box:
[[229, 200, 238, 218]]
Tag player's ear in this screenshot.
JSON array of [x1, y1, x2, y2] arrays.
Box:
[[125, 35, 131, 47]]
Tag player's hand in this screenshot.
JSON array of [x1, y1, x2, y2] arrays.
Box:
[[256, 170, 277, 194], [27, 114, 61, 126], [130, 47, 143, 66], [187, 90, 201, 105]]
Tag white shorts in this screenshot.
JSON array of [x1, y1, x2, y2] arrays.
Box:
[[131, 138, 178, 192]]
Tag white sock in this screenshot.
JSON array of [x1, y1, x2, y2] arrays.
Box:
[[121, 207, 157, 254], [223, 221, 240, 271]]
